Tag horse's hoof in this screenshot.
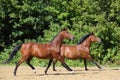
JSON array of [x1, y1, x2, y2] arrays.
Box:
[[70, 70, 75, 73], [45, 73, 48, 75], [14, 72, 16, 76], [33, 69, 36, 74], [99, 68, 103, 71], [85, 69, 89, 71], [68, 69, 73, 71], [14, 73, 17, 76], [45, 71, 48, 75], [53, 69, 57, 71]]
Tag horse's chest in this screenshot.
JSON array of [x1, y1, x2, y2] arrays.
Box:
[[50, 47, 60, 54], [49, 44, 61, 53]]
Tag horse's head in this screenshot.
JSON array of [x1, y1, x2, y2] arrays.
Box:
[[90, 32, 101, 43], [60, 28, 75, 40]]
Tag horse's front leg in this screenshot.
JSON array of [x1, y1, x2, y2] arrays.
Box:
[[45, 58, 53, 75], [53, 58, 57, 71]]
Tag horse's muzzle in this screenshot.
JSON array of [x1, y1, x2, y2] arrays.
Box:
[[98, 38, 101, 43], [71, 36, 75, 40]]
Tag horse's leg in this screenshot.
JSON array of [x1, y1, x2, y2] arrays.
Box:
[[61, 62, 73, 71], [26, 57, 36, 74], [86, 54, 102, 70], [60, 58, 73, 71], [14, 58, 25, 76], [45, 58, 53, 75], [52, 53, 73, 71], [53, 58, 72, 71], [91, 59, 102, 70], [53, 58, 57, 71], [60, 60, 73, 71], [83, 59, 88, 71]]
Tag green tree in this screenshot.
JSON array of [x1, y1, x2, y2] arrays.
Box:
[[0, 0, 120, 66]]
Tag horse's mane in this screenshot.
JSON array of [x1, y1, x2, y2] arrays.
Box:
[[50, 31, 60, 42], [77, 33, 91, 45]]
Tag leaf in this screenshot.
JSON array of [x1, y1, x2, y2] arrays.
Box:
[[58, 12, 69, 19], [9, 13, 16, 18]]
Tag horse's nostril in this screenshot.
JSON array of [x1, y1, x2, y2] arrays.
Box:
[[98, 39, 101, 43], [71, 36, 75, 40]]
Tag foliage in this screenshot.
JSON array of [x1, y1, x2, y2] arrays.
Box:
[[0, 0, 120, 66]]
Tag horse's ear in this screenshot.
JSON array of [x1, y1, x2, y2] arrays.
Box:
[[61, 28, 67, 31], [91, 32, 94, 35]]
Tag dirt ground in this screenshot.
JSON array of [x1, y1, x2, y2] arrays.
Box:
[[0, 66, 120, 80]]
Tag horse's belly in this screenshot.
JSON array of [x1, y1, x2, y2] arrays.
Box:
[[64, 50, 80, 60], [65, 54, 80, 60], [34, 51, 52, 59], [36, 54, 52, 59]]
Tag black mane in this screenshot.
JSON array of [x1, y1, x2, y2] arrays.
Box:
[[77, 33, 91, 45]]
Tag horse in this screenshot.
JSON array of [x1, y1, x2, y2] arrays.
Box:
[[4, 28, 75, 76], [52, 32, 102, 71]]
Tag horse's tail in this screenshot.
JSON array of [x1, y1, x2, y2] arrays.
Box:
[[3, 44, 22, 64]]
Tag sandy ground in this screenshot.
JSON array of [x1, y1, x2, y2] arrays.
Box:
[[0, 66, 120, 80]]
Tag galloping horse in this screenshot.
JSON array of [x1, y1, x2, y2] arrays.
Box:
[[4, 28, 74, 76], [52, 32, 102, 71]]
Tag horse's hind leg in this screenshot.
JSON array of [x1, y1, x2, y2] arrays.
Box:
[[53, 58, 57, 71], [60, 58, 73, 71], [86, 55, 102, 70], [26, 57, 36, 74], [83, 59, 88, 71], [61, 62, 73, 71], [14, 58, 25, 76], [91, 59, 102, 70], [53, 54, 73, 71]]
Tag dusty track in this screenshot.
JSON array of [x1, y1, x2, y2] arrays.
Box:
[[0, 66, 120, 80]]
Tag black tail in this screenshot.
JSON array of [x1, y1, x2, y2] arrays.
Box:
[[3, 44, 22, 64]]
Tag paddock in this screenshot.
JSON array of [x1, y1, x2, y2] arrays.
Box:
[[0, 66, 120, 80]]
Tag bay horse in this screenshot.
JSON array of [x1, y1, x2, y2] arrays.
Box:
[[4, 28, 75, 76], [52, 32, 102, 71]]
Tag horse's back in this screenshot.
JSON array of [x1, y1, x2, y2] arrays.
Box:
[[32, 43, 50, 51], [22, 42, 34, 49], [31, 43, 52, 59], [61, 44, 78, 52]]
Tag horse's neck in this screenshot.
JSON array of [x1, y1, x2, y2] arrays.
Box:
[[51, 34, 63, 48], [80, 37, 92, 48]]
